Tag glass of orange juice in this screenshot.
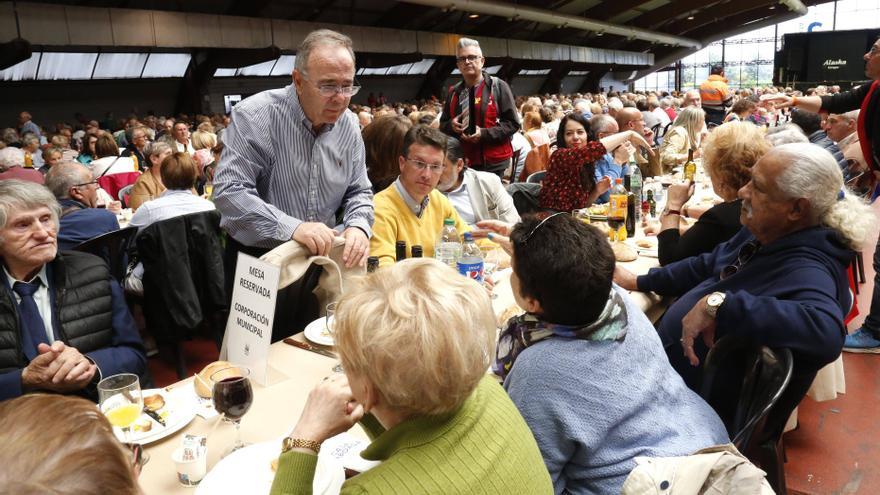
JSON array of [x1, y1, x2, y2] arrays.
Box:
[[98, 373, 143, 442]]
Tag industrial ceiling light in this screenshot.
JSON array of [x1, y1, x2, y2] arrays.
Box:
[[687, 15, 695, 20], [469, 13, 479, 19]]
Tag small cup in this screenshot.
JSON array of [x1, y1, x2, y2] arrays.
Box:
[[172, 446, 207, 487], [325, 302, 337, 335]]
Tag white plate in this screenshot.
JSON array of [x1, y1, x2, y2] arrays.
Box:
[[196, 439, 345, 495], [304, 316, 335, 347], [113, 387, 197, 444]]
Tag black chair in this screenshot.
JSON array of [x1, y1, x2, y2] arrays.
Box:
[[700, 335, 793, 494], [73, 226, 138, 284], [137, 210, 226, 378]]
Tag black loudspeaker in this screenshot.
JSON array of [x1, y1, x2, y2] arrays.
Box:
[[0, 38, 31, 70]]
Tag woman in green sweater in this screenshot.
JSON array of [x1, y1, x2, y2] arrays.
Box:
[[270, 258, 553, 495]]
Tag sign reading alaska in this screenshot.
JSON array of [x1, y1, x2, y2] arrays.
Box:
[[822, 59, 847, 70]]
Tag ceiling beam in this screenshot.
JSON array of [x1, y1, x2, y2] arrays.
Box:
[[581, 0, 653, 21], [630, 0, 727, 31], [663, 1, 772, 36]]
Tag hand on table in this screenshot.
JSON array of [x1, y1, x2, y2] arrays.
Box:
[[612, 264, 639, 291], [341, 227, 369, 268], [22, 341, 97, 393], [680, 295, 717, 367], [642, 220, 661, 236], [289, 373, 365, 446], [293, 222, 338, 257]]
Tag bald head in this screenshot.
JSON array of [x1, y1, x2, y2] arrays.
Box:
[[683, 90, 701, 108], [616, 107, 645, 133]]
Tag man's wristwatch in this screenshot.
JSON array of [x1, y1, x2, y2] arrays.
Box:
[[705, 292, 726, 318], [281, 436, 321, 454]]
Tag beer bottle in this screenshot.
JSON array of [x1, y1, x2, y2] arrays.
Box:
[[411, 245, 423, 258], [395, 241, 407, 262], [367, 256, 379, 273]]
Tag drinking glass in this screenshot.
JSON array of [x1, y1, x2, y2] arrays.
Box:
[[98, 373, 143, 443], [480, 246, 500, 299], [325, 302, 337, 336], [211, 366, 253, 456]]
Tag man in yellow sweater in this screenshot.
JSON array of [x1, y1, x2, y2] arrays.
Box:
[[371, 125, 471, 266]]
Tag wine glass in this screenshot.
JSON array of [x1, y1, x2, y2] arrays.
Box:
[[98, 373, 143, 443], [211, 366, 253, 456], [325, 302, 337, 337]]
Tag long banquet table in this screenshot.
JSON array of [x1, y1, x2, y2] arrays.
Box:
[[138, 240, 665, 494]]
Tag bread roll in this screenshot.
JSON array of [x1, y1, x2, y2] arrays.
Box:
[[612, 242, 638, 262], [143, 394, 165, 411], [193, 361, 241, 398]]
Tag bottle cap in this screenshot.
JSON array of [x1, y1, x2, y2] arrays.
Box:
[[463, 232, 474, 241], [444, 218, 455, 225], [615, 178, 623, 184]]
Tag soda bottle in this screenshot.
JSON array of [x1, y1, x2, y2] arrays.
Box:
[[456, 232, 484, 283], [411, 245, 423, 258], [435, 218, 462, 268], [684, 148, 696, 182], [395, 241, 407, 262], [367, 256, 379, 273], [607, 178, 627, 242]]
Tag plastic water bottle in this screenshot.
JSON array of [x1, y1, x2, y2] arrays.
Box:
[[630, 161, 642, 224], [457, 232, 484, 283], [435, 218, 462, 268]]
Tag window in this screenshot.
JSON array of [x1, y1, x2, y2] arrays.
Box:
[[93, 53, 149, 79]]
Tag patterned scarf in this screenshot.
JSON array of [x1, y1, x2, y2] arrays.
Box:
[[493, 289, 629, 380]]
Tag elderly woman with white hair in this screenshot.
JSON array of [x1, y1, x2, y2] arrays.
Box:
[[616, 142, 874, 439], [270, 259, 553, 494], [0, 146, 43, 184]]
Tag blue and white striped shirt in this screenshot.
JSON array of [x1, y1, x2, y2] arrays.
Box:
[[213, 84, 374, 248]]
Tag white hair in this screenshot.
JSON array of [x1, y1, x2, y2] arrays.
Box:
[[765, 129, 808, 147], [456, 37, 482, 52], [0, 147, 25, 171], [773, 143, 873, 250], [842, 109, 860, 121], [0, 180, 61, 241], [294, 29, 355, 77], [607, 97, 624, 111]]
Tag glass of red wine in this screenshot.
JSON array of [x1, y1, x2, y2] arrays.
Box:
[[210, 366, 253, 456]]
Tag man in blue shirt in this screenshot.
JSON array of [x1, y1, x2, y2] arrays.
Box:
[[589, 115, 630, 204], [44, 162, 120, 250]]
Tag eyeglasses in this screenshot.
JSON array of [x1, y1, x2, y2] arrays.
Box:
[[517, 212, 565, 244], [405, 157, 445, 174], [720, 240, 761, 280], [73, 179, 99, 189], [306, 77, 361, 97], [456, 55, 482, 64]]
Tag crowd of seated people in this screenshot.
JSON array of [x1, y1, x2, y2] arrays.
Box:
[[1, 64, 877, 493]]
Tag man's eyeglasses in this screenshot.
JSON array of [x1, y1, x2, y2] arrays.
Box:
[[405, 157, 445, 174], [73, 179, 99, 189], [720, 240, 761, 280], [456, 55, 482, 64], [517, 212, 565, 244], [306, 77, 361, 98]]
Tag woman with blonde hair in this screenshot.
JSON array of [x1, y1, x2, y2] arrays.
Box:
[[656, 121, 771, 265], [270, 259, 553, 494], [128, 140, 172, 211], [191, 129, 217, 151], [659, 106, 705, 171], [0, 394, 142, 494]]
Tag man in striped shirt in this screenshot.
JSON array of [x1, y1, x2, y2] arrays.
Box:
[[213, 29, 374, 268]]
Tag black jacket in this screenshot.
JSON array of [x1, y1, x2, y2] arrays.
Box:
[[657, 200, 744, 266], [0, 251, 147, 401], [136, 210, 226, 343]]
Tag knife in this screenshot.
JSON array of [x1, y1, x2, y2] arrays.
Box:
[[284, 338, 338, 359], [144, 408, 166, 427]]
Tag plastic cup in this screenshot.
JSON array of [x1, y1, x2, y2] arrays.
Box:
[[172, 446, 207, 487]]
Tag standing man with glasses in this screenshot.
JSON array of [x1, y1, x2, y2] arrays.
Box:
[[614, 143, 872, 437], [370, 126, 470, 267], [213, 29, 373, 341], [440, 38, 520, 178]]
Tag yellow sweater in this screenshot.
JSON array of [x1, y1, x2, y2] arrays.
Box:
[[371, 186, 470, 266]]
